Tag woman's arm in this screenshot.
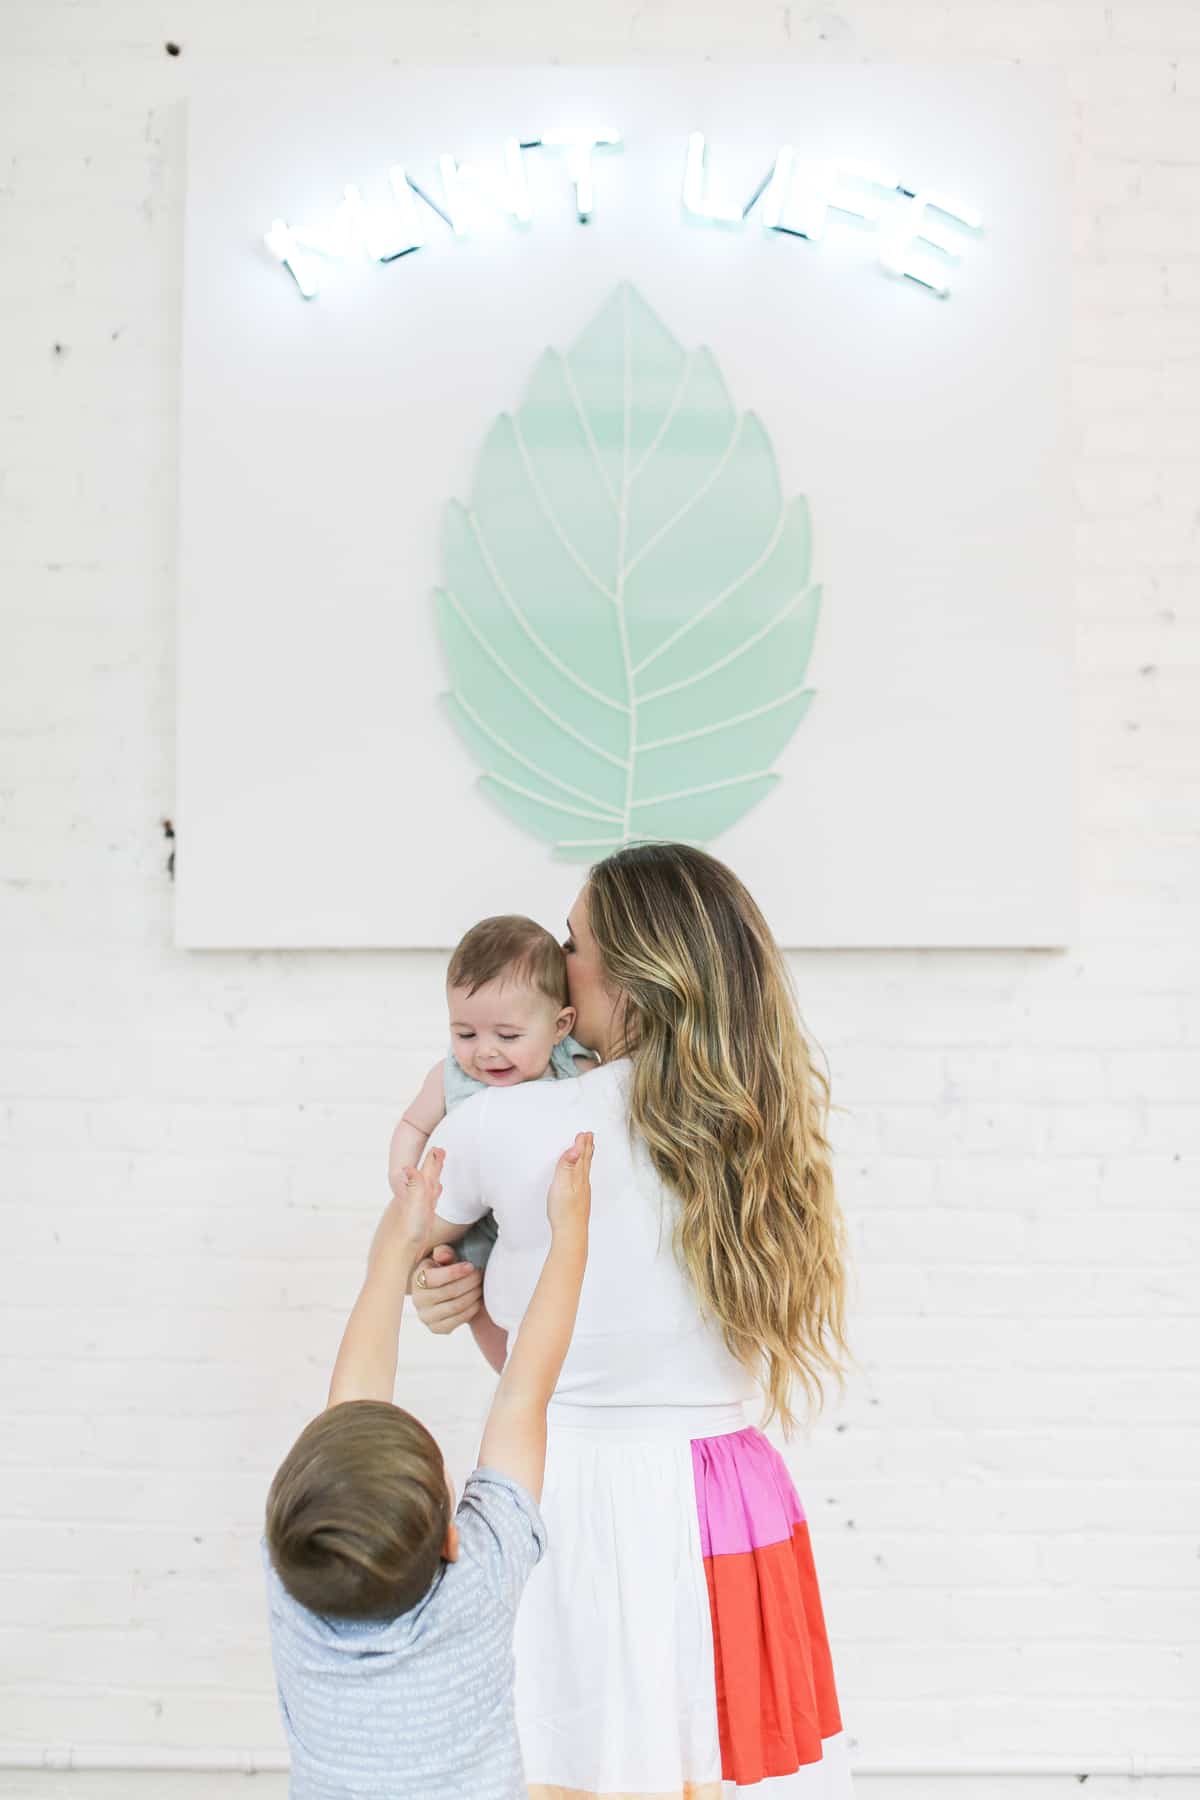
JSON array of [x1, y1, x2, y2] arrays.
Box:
[[470, 1310, 510, 1374]]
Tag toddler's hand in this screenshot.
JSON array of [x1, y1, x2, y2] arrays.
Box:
[[375, 1146, 445, 1261], [546, 1132, 593, 1237]]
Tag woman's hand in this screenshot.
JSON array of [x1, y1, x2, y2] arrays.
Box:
[[410, 1242, 483, 1333]]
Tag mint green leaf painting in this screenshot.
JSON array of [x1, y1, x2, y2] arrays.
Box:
[[435, 283, 821, 859]]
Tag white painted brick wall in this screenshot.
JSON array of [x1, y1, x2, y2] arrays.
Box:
[[1, 1, 1198, 1794]]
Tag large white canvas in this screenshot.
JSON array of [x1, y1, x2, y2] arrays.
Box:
[[177, 65, 1071, 948]]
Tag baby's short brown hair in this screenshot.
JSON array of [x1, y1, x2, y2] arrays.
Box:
[[447, 915, 568, 1009], [266, 1400, 450, 1620]]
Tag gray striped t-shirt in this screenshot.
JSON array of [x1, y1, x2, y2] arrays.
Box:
[[265, 1468, 546, 1799]]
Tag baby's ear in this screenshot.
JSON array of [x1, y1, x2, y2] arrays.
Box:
[[555, 1005, 577, 1042]]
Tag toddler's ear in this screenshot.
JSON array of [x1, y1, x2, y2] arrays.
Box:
[[555, 1005, 577, 1042]]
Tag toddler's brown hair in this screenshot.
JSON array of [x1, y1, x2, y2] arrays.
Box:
[[266, 1400, 450, 1621]]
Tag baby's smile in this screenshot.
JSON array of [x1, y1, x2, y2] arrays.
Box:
[[447, 973, 575, 1090]]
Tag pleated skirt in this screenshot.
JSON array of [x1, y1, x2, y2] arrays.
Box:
[[514, 1402, 853, 1799]]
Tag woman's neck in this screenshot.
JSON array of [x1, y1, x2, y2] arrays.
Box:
[[597, 1028, 634, 1065]]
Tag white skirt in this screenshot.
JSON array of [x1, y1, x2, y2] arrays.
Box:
[[514, 1402, 854, 1799]]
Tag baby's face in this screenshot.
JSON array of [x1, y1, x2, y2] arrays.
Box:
[[447, 978, 573, 1088]]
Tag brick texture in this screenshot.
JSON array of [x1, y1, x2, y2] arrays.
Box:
[[0, 0, 1198, 1791]]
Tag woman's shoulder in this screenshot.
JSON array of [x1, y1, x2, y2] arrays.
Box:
[[427, 1080, 490, 1149], [434, 1067, 608, 1142], [499, 1057, 628, 1112]]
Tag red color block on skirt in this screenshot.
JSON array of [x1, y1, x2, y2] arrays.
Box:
[[692, 1427, 844, 1788]]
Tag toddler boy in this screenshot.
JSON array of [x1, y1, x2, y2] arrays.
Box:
[[264, 1132, 593, 1799]]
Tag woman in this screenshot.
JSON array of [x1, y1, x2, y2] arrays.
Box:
[[416, 843, 854, 1798]]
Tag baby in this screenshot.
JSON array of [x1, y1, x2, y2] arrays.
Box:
[[388, 914, 595, 1367]]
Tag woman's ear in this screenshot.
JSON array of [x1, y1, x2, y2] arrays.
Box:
[[555, 1005, 577, 1044], [442, 1519, 460, 1564]]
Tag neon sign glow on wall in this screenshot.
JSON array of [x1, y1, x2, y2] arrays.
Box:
[[265, 131, 982, 301]]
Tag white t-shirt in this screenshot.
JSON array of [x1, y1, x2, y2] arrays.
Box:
[[430, 1057, 758, 1408]]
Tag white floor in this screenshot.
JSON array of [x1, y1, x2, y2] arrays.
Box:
[[2, 1777, 1199, 1800]]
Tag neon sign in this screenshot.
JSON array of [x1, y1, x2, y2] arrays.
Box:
[[266, 131, 981, 301]]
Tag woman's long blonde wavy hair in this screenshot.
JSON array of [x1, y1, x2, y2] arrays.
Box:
[[587, 843, 851, 1432]]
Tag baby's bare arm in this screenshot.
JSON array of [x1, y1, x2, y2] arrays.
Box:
[[388, 1062, 446, 1193]]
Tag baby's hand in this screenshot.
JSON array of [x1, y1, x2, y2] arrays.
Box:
[[546, 1132, 593, 1238], [374, 1146, 445, 1262]]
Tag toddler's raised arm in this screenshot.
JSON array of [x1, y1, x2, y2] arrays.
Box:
[[326, 1148, 446, 1409], [476, 1133, 593, 1502]]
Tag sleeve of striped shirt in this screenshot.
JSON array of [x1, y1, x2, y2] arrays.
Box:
[[455, 1466, 547, 1615]]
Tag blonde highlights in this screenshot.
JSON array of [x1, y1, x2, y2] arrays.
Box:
[[587, 844, 851, 1432]]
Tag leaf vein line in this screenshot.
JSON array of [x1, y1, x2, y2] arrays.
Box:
[[618, 283, 635, 841], [632, 772, 778, 808], [507, 423, 619, 609], [554, 834, 630, 848], [465, 508, 623, 703], [483, 775, 622, 823], [560, 351, 619, 512], [622, 414, 744, 580], [449, 691, 623, 818], [553, 833, 709, 851], [441, 589, 629, 771], [631, 505, 790, 677], [639, 685, 813, 750], [637, 588, 816, 702], [627, 352, 694, 489]]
